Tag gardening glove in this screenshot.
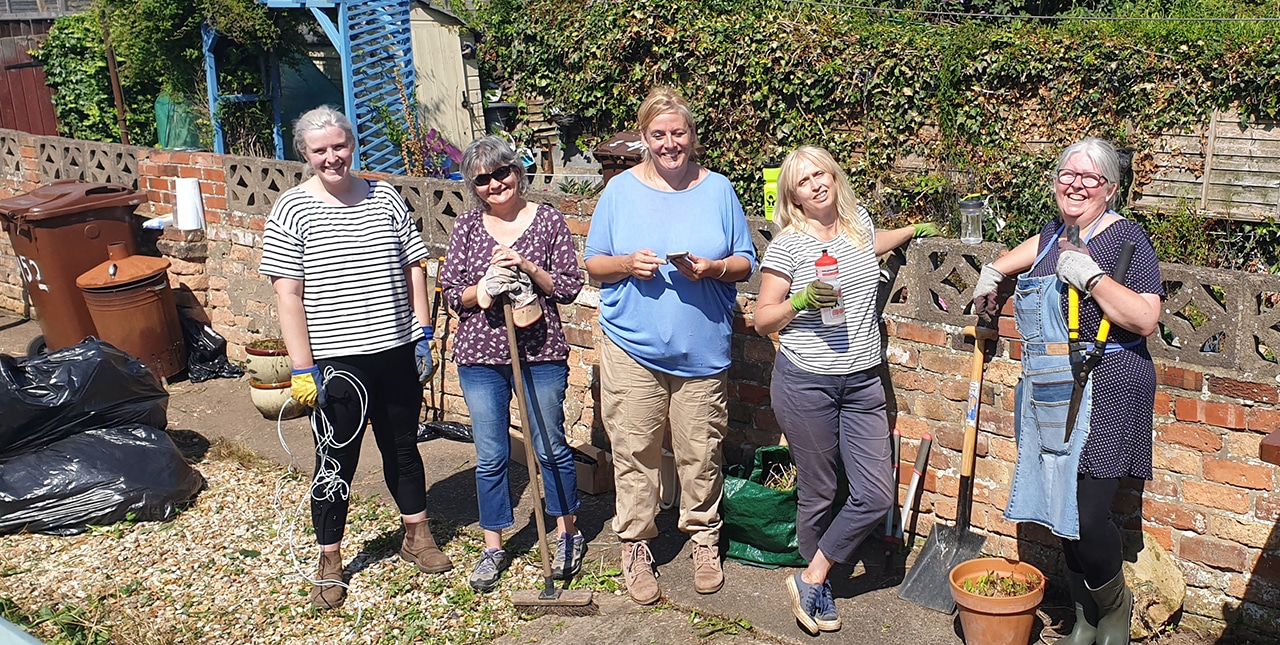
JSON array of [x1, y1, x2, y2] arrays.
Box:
[[911, 222, 941, 238], [972, 264, 1005, 318], [790, 279, 840, 312], [1056, 238, 1105, 295], [476, 264, 517, 310], [291, 365, 326, 408], [506, 270, 539, 309], [415, 326, 437, 382]]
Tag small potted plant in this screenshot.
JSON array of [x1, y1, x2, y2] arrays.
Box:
[[244, 338, 291, 384], [949, 557, 1046, 645]]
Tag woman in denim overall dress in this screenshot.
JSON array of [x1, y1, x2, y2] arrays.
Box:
[[971, 138, 1164, 645]]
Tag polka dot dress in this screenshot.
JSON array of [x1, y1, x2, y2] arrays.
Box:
[[1026, 217, 1165, 479]]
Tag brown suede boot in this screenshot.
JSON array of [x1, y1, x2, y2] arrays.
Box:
[[309, 550, 347, 610], [399, 519, 454, 573]]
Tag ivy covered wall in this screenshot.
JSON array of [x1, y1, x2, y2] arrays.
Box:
[[463, 0, 1280, 266]]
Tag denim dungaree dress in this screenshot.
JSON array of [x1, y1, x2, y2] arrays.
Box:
[[1003, 220, 1122, 539]]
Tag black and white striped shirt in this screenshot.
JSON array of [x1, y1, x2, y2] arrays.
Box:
[[259, 180, 428, 360], [760, 209, 882, 375]]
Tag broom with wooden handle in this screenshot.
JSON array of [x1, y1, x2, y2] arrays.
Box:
[[502, 295, 596, 616]]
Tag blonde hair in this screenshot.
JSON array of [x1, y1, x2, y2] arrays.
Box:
[[636, 86, 699, 160], [775, 145, 872, 249]]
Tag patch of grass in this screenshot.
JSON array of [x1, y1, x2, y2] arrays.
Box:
[[568, 557, 622, 593], [205, 438, 271, 470], [686, 610, 752, 638], [1, 596, 114, 645]]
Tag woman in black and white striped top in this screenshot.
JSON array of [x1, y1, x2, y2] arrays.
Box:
[[753, 145, 937, 635], [260, 105, 453, 610]]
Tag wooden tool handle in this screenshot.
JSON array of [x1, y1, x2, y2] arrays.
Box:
[[504, 296, 554, 583], [959, 325, 995, 479]]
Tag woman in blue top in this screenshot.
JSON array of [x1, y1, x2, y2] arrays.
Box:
[[584, 86, 756, 605], [753, 145, 936, 635], [972, 138, 1163, 645]]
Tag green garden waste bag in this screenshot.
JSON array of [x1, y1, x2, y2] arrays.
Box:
[[722, 445, 806, 567]]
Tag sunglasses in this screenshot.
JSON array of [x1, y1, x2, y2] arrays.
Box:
[[1056, 170, 1107, 189], [473, 165, 516, 187]]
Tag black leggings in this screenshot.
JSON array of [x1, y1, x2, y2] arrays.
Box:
[[310, 343, 426, 545], [1061, 475, 1122, 588]]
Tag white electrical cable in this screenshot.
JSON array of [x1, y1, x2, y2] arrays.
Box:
[[272, 366, 368, 633]]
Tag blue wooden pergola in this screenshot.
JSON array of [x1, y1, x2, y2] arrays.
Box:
[[203, 0, 416, 172]]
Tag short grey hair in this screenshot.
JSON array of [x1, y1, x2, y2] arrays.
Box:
[[1057, 137, 1121, 208], [292, 105, 355, 166], [460, 135, 527, 205]]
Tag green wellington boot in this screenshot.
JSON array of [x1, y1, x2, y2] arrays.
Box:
[[1088, 570, 1133, 645], [1058, 570, 1099, 645]]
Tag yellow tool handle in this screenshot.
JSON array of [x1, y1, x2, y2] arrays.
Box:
[[1068, 285, 1080, 342]]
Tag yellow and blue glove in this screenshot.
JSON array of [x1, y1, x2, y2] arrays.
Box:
[[789, 280, 840, 312], [291, 365, 326, 408], [415, 326, 437, 382]]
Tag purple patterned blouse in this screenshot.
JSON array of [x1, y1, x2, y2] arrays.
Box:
[[441, 203, 584, 365]]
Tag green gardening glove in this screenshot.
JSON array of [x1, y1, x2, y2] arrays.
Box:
[[912, 222, 941, 238], [790, 280, 839, 312]]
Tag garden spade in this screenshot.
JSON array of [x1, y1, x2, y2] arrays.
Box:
[[897, 320, 997, 613]]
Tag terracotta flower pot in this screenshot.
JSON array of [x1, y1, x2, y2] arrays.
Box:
[[244, 339, 292, 384], [949, 557, 1046, 645], [248, 378, 307, 421]]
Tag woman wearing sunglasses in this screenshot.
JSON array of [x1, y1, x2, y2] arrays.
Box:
[[439, 135, 586, 592], [971, 137, 1163, 645]]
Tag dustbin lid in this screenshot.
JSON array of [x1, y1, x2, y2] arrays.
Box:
[[0, 181, 143, 222], [592, 130, 646, 162], [76, 243, 170, 289]]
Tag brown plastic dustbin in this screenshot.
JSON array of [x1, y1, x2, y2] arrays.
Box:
[[592, 130, 645, 186], [76, 242, 186, 381], [0, 181, 145, 353]]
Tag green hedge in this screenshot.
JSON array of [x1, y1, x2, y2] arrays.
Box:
[[463, 0, 1280, 269]]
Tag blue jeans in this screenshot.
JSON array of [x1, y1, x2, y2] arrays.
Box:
[[457, 361, 579, 531]]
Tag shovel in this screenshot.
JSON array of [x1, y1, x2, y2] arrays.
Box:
[[897, 320, 998, 613]]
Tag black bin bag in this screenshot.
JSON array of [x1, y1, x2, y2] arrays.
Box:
[[179, 313, 243, 383], [0, 338, 168, 456], [0, 424, 205, 534]]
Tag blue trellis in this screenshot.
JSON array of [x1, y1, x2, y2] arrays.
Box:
[[204, 0, 416, 172]]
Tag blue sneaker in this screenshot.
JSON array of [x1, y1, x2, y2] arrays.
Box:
[[815, 580, 841, 632], [786, 572, 823, 635]]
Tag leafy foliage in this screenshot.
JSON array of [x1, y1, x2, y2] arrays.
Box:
[[459, 0, 1280, 267], [33, 0, 308, 148]]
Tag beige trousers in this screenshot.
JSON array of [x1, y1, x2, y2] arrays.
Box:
[[600, 336, 727, 546]]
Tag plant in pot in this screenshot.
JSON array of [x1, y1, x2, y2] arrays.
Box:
[[949, 557, 1046, 645], [244, 338, 291, 384]]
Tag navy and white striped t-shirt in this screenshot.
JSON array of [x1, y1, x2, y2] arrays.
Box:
[[760, 208, 882, 375], [259, 180, 428, 360]]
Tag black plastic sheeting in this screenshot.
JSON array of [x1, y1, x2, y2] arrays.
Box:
[[0, 424, 205, 535], [0, 339, 204, 535], [0, 338, 168, 456]]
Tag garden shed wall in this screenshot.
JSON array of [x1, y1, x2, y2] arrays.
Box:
[[0, 128, 1278, 640]]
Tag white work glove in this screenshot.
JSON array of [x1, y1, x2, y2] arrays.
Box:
[[971, 264, 1005, 317], [476, 264, 518, 310], [1056, 238, 1105, 295]]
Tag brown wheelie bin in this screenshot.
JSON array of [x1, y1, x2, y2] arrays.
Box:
[[0, 181, 145, 354]]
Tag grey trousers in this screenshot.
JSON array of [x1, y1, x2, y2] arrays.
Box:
[[771, 352, 894, 564]]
